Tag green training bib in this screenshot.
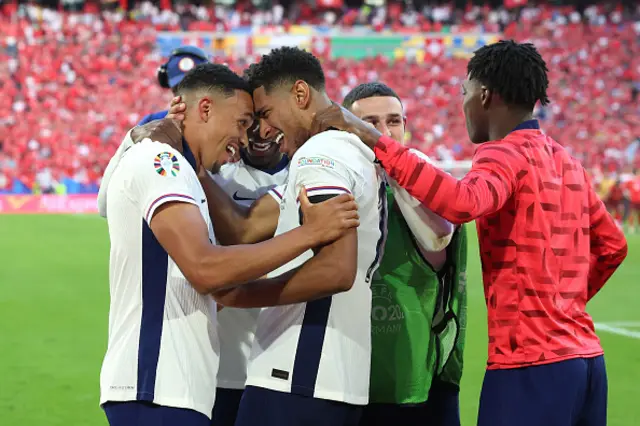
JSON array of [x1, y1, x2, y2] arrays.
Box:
[[369, 187, 469, 403]]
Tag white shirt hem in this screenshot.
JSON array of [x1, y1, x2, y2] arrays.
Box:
[[100, 392, 214, 419], [245, 378, 368, 405], [216, 379, 246, 390]]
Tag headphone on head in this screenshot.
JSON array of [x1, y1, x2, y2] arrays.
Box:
[[157, 46, 209, 89]]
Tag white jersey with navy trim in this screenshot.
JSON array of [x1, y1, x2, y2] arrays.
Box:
[[246, 130, 386, 405], [212, 155, 289, 208], [100, 139, 219, 419], [210, 155, 289, 390]]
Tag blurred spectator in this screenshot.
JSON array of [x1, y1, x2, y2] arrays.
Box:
[[0, 1, 639, 195]]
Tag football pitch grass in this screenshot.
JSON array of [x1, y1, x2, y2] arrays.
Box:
[[0, 214, 638, 426]]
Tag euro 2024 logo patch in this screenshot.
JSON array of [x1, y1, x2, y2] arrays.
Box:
[[297, 156, 335, 169], [154, 152, 180, 177]]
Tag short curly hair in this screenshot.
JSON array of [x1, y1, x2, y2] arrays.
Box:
[[174, 63, 250, 97], [244, 47, 326, 93], [342, 82, 402, 110]]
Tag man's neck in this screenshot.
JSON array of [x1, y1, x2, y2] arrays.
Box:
[[305, 92, 333, 130], [182, 138, 201, 172], [182, 126, 202, 171], [242, 150, 284, 171], [488, 109, 535, 141]]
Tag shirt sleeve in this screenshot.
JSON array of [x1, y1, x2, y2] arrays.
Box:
[[123, 143, 200, 225], [267, 184, 285, 202], [585, 172, 628, 300], [294, 153, 355, 200], [374, 135, 521, 224]]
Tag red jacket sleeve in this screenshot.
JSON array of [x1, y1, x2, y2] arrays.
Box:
[[585, 174, 628, 300], [374, 135, 521, 224]]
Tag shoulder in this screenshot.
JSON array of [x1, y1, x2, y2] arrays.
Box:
[[298, 130, 375, 168], [475, 136, 527, 163], [119, 140, 187, 178], [216, 160, 243, 179]]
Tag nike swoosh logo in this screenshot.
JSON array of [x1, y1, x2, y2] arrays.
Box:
[[232, 191, 256, 201]]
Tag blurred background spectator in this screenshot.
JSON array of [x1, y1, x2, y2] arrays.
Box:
[[0, 0, 639, 228]]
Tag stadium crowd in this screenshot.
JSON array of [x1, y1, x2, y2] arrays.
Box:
[[0, 1, 639, 228]]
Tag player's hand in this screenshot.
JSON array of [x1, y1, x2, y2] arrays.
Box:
[[166, 96, 186, 122], [310, 101, 382, 150], [131, 117, 183, 153], [299, 187, 359, 246]]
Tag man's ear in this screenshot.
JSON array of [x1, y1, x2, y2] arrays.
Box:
[[480, 85, 493, 110], [292, 80, 311, 109], [199, 97, 212, 122]]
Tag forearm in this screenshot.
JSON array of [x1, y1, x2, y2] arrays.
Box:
[[199, 172, 251, 245], [587, 194, 628, 300], [588, 250, 626, 300], [198, 225, 324, 292], [214, 231, 357, 307], [375, 135, 512, 223]]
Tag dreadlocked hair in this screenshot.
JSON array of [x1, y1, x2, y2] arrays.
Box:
[[467, 40, 550, 109]]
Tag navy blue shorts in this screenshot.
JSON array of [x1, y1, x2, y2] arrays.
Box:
[[212, 388, 244, 426], [103, 401, 212, 426], [478, 355, 607, 426], [235, 386, 362, 426], [423, 381, 460, 426], [359, 381, 460, 426]]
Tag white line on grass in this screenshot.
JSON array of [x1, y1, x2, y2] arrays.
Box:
[[595, 323, 640, 340], [602, 321, 640, 328]]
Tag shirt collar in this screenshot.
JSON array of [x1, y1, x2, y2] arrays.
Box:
[[182, 138, 198, 170], [511, 119, 540, 132], [240, 149, 290, 175]]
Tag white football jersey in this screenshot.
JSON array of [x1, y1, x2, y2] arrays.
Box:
[[212, 155, 289, 208], [100, 139, 219, 419], [246, 130, 386, 405], [210, 156, 289, 390]]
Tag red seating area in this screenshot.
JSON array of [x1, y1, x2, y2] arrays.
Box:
[[0, 4, 638, 193]]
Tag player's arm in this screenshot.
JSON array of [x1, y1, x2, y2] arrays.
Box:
[[376, 136, 520, 224], [199, 170, 280, 245], [149, 194, 355, 295], [585, 172, 628, 300], [310, 103, 519, 224], [129, 143, 358, 295], [389, 149, 455, 251], [213, 153, 360, 307], [213, 224, 357, 308]]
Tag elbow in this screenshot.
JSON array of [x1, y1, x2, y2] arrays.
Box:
[[186, 271, 214, 295], [330, 263, 357, 294], [183, 260, 228, 295], [433, 221, 455, 240], [612, 231, 629, 265], [618, 240, 628, 264]]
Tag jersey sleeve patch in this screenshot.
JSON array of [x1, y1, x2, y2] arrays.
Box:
[[154, 152, 181, 177], [296, 156, 335, 170]]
